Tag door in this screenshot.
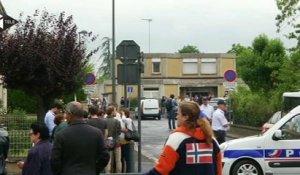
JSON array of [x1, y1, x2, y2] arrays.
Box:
[[264, 114, 300, 175]]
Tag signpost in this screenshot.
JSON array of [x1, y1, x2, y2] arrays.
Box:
[[223, 70, 237, 124], [0, 13, 18, 32], [116, 40, 143, 172]]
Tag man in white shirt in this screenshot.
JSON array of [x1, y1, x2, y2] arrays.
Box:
[[44, 103, 62, 137], [200, 97, 214, 121], [212, 100, 229, 144]]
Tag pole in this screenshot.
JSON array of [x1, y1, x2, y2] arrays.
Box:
[[148, 20, 150, 53], [111, 0, 116, 103], [137, 52, 142, 172], [141, 19, 152, 53]]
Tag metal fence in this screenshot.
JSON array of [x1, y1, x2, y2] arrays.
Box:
[[0, 115, 36, 161]]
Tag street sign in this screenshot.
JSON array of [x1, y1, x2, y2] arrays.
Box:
[[84, 73, 96, 85], [116, 40, 140, 64], [128, 86, 133, 93], [117, 64, 139, 84], [224, 70, 237, 82], [223, 82, 237, 89], [0, 14, 18, 32], [83, 84, 96, 94]]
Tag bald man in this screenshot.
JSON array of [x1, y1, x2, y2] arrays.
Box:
[[51, 101, 109, 175]]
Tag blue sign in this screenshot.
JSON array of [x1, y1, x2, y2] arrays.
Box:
[[84, 73, 96, 85], [224, 70, 237, 82], [127, 86, 133, 93]]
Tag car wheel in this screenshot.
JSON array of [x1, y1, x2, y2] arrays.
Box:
[[157, 115, 161, 120], [231, 159, 262, 175]]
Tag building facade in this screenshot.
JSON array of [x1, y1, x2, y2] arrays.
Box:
[[102, 53, 236, 103]]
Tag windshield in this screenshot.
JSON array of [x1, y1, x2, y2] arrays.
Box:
[[282, 97, 300, 114]]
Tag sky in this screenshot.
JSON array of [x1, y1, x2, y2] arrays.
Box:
[[1, 0, 297, 63]]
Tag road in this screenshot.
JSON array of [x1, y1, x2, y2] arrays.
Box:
[[133, 117, 234, 163]]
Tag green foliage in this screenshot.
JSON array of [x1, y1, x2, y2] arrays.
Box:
[[178, 45, 200, 53], [238, 35, 286, 93], [276, 0, 300, 48], [231, 86, 277, 127], [7, 89, 37, 114], [278, 49, 300, 91], [98, 37, 111, 77], [129, 98, 139, 111]]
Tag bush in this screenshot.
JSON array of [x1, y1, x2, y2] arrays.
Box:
[[231, 86, 277, 127], [7, 89, 37, 114]]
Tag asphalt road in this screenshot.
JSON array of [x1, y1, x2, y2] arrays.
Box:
[[133, 116, 235, 165]]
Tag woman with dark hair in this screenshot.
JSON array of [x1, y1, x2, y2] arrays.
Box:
[[145, 101, 222, 175], [17, 122, 53, 175]]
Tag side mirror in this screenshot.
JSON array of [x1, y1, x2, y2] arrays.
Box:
[[273, 130, 283, 141]]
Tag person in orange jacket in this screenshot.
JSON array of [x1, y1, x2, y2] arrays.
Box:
[[145, 101, 222, 175]]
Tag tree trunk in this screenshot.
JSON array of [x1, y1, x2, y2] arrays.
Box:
[[37, 95, 54, 122]]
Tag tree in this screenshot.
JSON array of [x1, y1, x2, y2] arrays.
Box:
[[178, 45, 200, 53], [0, 10, 96, 121], [238, 35, 286, 93], [98, 37, 111, 77], [276, 0, 300, 47], [278, 49, 300, 91]]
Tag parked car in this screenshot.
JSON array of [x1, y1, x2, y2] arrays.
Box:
[[135, 99, 161, 120], [208, 97, 227, 110], [262, 111, 282, 132]]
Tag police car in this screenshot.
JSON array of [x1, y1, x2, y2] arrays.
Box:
[[221, 105, 300, 175]]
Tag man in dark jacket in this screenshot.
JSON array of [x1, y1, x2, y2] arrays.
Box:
[[51, 101, 110, 175]]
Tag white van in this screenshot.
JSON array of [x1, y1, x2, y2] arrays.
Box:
[[135, 99, 161, 120], [221, 105, 300, 175]]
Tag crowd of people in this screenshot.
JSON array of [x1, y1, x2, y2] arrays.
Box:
[[8, 93, 229, 175], [16, 101, 136, 175]]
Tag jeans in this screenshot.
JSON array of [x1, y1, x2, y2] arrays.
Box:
[[167, 110, 176, 130], [121, 142, 135, 173]]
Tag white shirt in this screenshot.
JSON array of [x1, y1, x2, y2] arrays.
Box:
[[44, 110, 55, 136], [212, 108, 229, 131], [200, 104, 214, 120]]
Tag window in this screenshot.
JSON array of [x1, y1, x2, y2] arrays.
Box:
[[279, 115, 300, 140], [143, 88, 159, 98], [201, 58, 217, 74], [152, 58, 161, 73], [183, 58, 198, 74]]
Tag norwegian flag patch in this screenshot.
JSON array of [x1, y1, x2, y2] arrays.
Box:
[[186, 143, 213, 164]]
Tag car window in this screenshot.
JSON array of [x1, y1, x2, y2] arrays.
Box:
[[280, 114, 300, 140]]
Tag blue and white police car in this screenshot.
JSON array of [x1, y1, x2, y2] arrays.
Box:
[[221, 106, 300, 175]]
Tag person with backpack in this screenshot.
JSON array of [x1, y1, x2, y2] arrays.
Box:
[[165, 94, 177, 131]]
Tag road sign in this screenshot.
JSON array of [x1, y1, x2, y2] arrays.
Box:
[[224, 70, 237, 82], [128, 86, 133, 93], [84, 73, 96, 85], [0, 14, 18, 32], [116, 40, 140, 64], [83, 84, 96, 94], [223, 82, 237, 89]]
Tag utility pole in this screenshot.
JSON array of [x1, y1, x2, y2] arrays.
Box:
[[111, 0, 116, 103], [141, 19, 152, 53]]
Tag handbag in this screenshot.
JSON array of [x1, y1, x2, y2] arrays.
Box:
[[125, 121, 140, 142]]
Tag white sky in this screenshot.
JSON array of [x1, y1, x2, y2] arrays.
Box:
[[2, 0, 297, 67]]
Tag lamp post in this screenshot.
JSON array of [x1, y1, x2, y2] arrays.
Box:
[[112, 0, 116, 103], [141, 18, 152, 53]]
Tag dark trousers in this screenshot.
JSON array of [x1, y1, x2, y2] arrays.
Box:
[[121, 142, 135, 173], [167, 110, 176, 130], [213, 130, 226, 145]]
